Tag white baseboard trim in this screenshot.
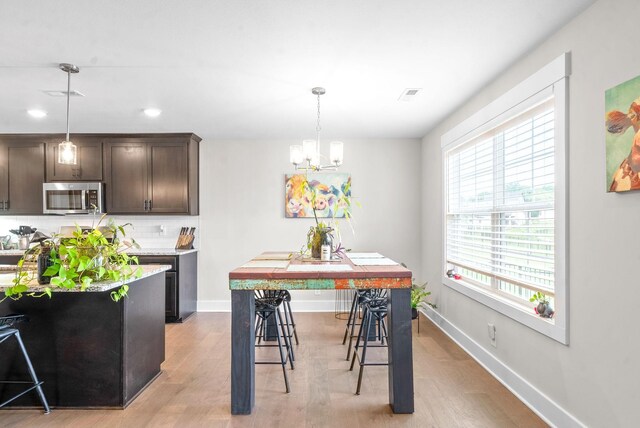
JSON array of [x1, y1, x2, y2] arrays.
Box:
[[197, 299, 337, 313], [421, 307, 585, 428]]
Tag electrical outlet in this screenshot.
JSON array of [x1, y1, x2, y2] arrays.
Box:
[[314, 290, 321, 296], [487, 323, 496, 348]]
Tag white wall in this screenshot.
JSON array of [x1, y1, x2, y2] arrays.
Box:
[[0, 215, 198, 249], [421, 0, 640, 426], [198, 138, 422, 311]]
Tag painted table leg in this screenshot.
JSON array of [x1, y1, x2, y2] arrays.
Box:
[[231, 290, 255, 415], [387, 288, 414, 413]]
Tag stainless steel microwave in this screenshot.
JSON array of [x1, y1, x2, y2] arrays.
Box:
[[43, 182, 105, 215]]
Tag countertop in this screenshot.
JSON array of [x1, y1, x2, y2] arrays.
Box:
[[229, 253, 412, 290], [0, 248, 198, 257], [0, 264, 170, 293]]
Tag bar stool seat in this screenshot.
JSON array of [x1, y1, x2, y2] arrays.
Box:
[[0, 314, 50, 414]]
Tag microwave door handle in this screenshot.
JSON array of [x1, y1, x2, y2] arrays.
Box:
[[82, 190, 88, 210]]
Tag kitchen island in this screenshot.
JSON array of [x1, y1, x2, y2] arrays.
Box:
[[0, 265, 169, 409]]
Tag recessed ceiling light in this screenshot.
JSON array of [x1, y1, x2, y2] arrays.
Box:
[[27, 109, 47, 118], [143, 108, 162, 118]]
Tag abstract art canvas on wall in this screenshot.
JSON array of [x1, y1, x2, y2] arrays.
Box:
[[605, 74, 640, 192], [285, 173, 351, 218]]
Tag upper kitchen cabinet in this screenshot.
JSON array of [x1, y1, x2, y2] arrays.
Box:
[[0, 137, 45, 215], [45, 136, 103, 181], [103, 134, 200, 215]]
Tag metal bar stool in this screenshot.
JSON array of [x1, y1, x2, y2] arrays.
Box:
[[255, 290, 296, 361], [282, 291, 299, 346], [0, 314, 50, 413], [348, 293, 389, 395], [344, 289, 384, 360], [253, 291, 294, 393]]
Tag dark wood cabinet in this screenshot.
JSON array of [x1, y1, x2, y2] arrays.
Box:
[[0, 255, 21, 264], [0, 133, 199, 215], [0, 138, 45, 215], [165, 271, 178, 317], [45, 137, 103, 181], [103, 140, 149, 213], [104, 134, 199, 215], [136, 252, 197, 323]]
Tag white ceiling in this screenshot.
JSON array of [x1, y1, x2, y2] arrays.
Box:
[[0, 0, 595, 139]]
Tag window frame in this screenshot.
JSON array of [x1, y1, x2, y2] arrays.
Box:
[[441, 53, 569, 344]]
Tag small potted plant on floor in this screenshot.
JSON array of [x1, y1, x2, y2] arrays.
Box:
[[410, 281, 436, 319], [530, 292, 554, 318]]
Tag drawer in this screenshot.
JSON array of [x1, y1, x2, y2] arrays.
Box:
[[136, 255, 176, 271]]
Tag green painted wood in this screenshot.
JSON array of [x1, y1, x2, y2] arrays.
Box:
[[230, 278, 337, 290], [229, 277, 411, 290]]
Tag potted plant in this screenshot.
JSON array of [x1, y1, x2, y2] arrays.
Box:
[[302, 175, 354, 258], [3, 215, 142, 303], [529, 292, 554, 318], [410, 281, 436, 319]]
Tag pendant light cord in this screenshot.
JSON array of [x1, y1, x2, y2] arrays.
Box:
[[316, 92, 321, 157], [65, 69, 71, 141]]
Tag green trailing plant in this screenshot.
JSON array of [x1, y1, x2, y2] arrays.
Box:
[[411, 281, 437, 310], [3, 215, 142, 303]]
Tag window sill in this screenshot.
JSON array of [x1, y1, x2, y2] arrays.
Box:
[[442, 276, 567, 344]]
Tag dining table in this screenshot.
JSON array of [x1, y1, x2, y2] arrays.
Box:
[[228, 252, 414, 415]]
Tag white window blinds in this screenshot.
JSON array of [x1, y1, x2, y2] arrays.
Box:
[[445, 98, 555, 301]]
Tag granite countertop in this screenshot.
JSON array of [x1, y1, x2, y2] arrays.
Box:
[[0, 264, 170, 293], [0, 248, 198, 257]]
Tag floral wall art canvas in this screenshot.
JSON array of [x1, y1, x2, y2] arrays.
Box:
[[285, 173, 351, 218], [605, 74, 640, 192]]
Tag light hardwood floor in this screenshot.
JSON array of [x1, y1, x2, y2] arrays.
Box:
[[1, 312, 547, 428]]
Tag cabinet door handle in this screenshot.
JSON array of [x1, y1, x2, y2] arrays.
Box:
[[1, 200, 4, 210], [148, 199, 152, 211], [144, 200, 148, 211], [4, 200, 8, 211]]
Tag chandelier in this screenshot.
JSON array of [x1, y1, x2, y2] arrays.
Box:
[[58, 63, 79, 165], [289, 87, 343, 171]]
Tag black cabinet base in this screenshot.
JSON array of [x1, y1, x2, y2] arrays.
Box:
[[0, 273, 165, 408], [137, 252, 197, 324]]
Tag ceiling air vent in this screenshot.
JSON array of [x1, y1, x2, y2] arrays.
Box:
[[398, 88, 421, 102], [43, 90, 85, 97]]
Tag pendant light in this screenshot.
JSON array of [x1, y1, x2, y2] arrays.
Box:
[[290, 87, 344, 171], [58, 63, 79, 165]]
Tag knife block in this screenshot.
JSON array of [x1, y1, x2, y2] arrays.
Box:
[[175, 229, 195, 250]]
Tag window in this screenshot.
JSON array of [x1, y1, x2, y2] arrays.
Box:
[[441, 54, 569, 343]]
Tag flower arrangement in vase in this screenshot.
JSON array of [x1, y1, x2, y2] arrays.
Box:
[[302, 175, 354, 259]]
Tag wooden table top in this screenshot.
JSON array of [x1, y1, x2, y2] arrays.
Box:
[[229, 252, 412, 290]]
